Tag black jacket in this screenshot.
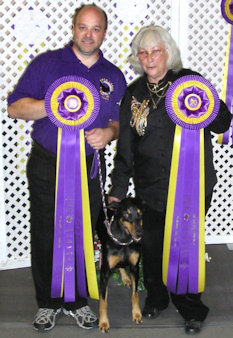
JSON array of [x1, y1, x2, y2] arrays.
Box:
[[110, 69, 231, 211]]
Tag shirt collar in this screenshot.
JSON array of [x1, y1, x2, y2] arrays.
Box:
[[62, 41, 104, 67], [144, 69, 173, 86]]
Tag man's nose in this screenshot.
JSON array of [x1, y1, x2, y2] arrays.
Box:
[[85, 29, 92, 37]]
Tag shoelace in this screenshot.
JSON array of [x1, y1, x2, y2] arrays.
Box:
[[73, 306, 97, 322], [34, 309, 57, 324]]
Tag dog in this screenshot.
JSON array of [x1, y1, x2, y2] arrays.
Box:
[[98, 197, 143, 332]]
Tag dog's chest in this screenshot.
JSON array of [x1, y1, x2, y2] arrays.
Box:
[[107, 244, 140, 269]]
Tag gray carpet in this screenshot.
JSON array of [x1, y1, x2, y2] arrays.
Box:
[[0, 244, 233, 335]]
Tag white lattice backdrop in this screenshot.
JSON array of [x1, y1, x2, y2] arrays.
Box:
[[185, 0, 233, 243], [0, 0, 232, 270]]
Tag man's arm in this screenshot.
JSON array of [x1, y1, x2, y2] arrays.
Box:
[[85, 120, 119, 150], [7, 98, 47, 121]]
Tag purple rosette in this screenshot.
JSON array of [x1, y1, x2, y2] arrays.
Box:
[[163, 75, 220, 294], [221, 0, 233, 24], [45, 75, 100, 130], [47, 75, 100, 302], [165, 75, 220, 130], [57, 88, 88, 120]]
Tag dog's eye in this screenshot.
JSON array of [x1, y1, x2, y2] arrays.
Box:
[[122, 212, 129, 220], [137, 211, 142, 218]]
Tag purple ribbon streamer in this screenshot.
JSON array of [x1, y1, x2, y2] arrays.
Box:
[[226, 28, 233, 110], [222, 97, 233, 144], [51, 139, 65, 298], [225, 26, 233, 143], [51, 130, 76, 301], [167, 129, 200, 294], [51, 130, 88, 302], [63, 129, 76, 302], [222, 129, 230, 144], [90, 150, 99, 179], [220, 27, 233, 144], [74, 134, 87, 298]]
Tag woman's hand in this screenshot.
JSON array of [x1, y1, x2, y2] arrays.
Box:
[[108, 196, 121, 204]]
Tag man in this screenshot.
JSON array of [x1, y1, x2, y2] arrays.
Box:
[[7, 4, 126, 331]]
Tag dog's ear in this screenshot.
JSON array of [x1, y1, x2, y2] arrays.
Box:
[[132, 197, 146, 212], [140, 199, 147, 212], [107, 201, 120, 214]]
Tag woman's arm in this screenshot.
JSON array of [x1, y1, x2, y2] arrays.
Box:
[[109, 91, 135, 200], [206, 100, 231, 134]]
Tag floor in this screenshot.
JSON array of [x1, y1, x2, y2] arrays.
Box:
[[0, 244, 233, 337]]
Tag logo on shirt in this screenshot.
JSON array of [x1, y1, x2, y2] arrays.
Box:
[[99, 78, 114, 100]]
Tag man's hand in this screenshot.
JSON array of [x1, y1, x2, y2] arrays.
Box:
[[85, 128, 110, 150], [85, 120, 119, 150]]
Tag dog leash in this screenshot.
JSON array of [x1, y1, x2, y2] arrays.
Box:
[[95, 150, 136, 246]]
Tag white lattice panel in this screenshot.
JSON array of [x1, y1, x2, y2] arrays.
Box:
[[186, 0, 233, 243], [0, 0, 172, 269], [0, 0, 232, 270]]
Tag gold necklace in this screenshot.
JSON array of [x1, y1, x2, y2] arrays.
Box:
[[147, 81, 170, 94], [146, 81, 171, 109]]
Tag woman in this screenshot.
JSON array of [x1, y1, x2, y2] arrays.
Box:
[[108, 25, 231, 334]]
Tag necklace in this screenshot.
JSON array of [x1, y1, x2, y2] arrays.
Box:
[[146, 81, 171, 109]]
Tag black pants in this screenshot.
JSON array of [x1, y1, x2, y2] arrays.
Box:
[[142, 195, 212, 322], [27, 141, 105, 310]]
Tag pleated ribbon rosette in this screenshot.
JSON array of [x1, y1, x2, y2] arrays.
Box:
[[217, 0, 233, 144], [163, 75, 220, 294], [45, 76, 100, 301]]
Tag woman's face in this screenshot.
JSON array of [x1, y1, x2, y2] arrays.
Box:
[[137, 43, 168, 83]]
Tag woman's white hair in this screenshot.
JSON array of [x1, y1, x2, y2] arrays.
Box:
[[128, 25, 183, 75]]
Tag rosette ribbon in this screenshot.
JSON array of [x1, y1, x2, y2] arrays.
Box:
[[217, 0, 233, 144], [45, 76, 100, 301], [163, 75, 220, 294]]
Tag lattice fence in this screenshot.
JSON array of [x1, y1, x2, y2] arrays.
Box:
[[185, 0, 233, 243], [0, 0, 232, 270]]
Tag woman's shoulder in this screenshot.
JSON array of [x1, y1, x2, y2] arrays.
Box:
[[173, 68, 201, 79], [127, 76, 146, 92]]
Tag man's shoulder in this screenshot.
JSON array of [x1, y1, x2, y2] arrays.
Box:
[[33, 47, 64, 63], [101, 57, 124, 76]]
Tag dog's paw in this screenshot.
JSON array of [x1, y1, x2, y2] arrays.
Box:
[[122, 276, 131, 287], [119, 268, 131, 287], [99, 320, 110, 333], [132, 312, 142, 324]]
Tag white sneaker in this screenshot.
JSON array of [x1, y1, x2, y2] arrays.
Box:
[[32, 308, 61, 331], [63, 305, 98, 329]]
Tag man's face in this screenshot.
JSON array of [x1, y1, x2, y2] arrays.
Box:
[[72, 7, 106, 57]]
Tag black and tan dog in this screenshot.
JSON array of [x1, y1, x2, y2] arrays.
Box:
[[98, 197, 143, 332]]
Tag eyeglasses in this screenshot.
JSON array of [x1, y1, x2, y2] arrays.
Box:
[[137, 49, 163, 59]]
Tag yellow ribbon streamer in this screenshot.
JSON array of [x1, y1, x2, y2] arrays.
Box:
[[80, 129, 99, 300], [198, 128, 205, 292], [162, 125, 182, 285]]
